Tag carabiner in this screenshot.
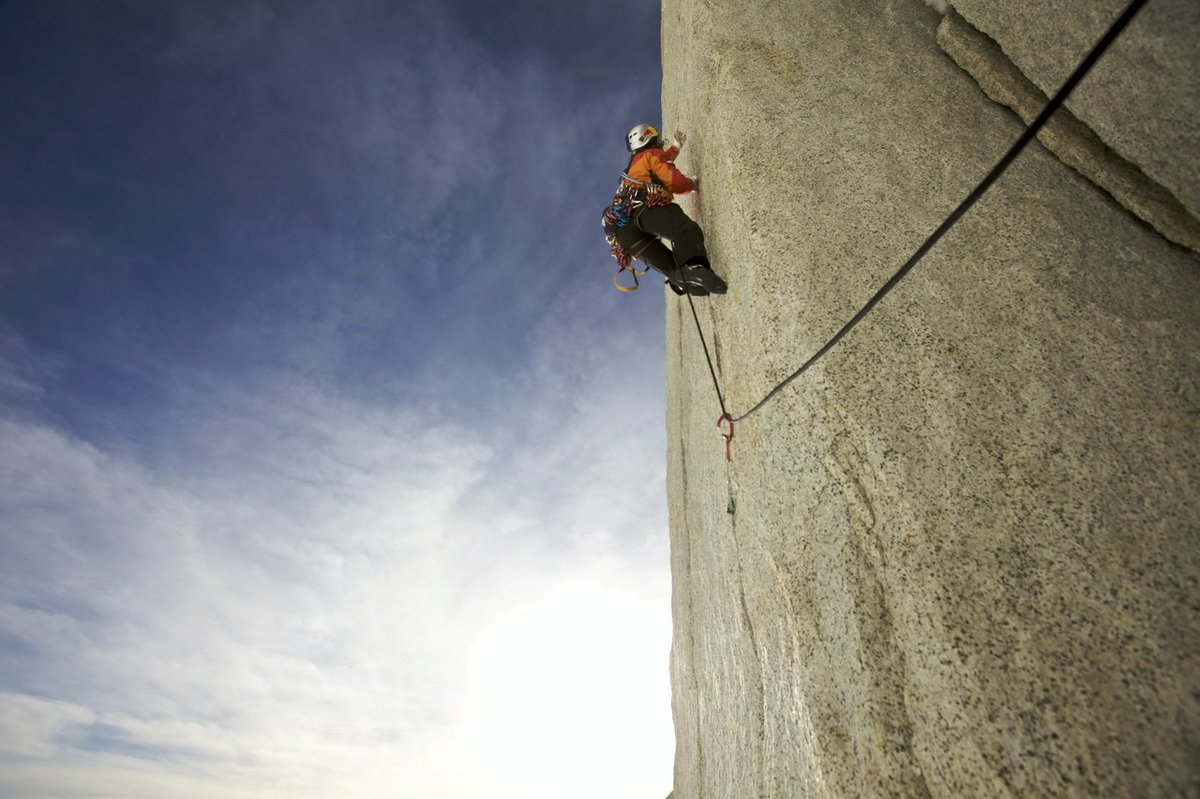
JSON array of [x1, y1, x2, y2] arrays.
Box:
[[717, 412, 734, 462]]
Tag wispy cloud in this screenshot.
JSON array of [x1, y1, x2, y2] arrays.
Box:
[[0, 693, 97, 758], [0, 2, 671, 796], [0, 290, 672, 797]]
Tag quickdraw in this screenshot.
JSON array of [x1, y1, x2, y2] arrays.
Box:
[[718, 412, 736, 513], [717, 412, 734, 462]]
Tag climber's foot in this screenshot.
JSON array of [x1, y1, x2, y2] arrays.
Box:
[[678, 263, 727, 295], [666, 276, 709, 296]]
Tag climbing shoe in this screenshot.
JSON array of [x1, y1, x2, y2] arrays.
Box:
[[665, 276, 708, 296], [678, 263, 727, 295]]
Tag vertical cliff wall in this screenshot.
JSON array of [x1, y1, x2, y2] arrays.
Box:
[[660, 0, 1200, 797]]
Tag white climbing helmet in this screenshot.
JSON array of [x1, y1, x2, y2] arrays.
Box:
[[626, 123, 659, 152]]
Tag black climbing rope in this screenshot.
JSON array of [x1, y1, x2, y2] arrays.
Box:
[[687, 294, 727, 417], [687, 0, 1148, 447]]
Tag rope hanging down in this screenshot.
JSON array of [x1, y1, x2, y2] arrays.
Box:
[[687, 0, 1147, 460]]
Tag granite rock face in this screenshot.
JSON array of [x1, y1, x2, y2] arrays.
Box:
[[935, 9, 1200, 255], [948, 0, 1200, 223], [660, 1, 1200, 797]]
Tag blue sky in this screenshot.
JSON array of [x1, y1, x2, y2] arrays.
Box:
[[0, 2, 674, 797]]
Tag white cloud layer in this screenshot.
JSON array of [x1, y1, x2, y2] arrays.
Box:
[[0, 296, 674, 799], [0, 3, 673, 796]]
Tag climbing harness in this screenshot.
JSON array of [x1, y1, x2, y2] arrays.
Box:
[[602, 167, 673, 292], [685, 0, 1147, 465]]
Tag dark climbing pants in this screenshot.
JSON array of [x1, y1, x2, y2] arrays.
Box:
[[615, 203, 709, 279]]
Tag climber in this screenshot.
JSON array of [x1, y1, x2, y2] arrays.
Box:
[[602, 124, 727, 296]]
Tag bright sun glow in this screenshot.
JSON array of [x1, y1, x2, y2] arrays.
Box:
[[463, 578, 675, 799]]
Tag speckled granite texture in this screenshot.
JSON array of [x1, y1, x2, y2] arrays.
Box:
[[948, 0, 1200, 223], [935, 9, 1200, 255], [660, 0, 1200, 797]]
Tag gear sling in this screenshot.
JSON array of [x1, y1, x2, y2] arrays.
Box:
[[602, 166, 672, 292]]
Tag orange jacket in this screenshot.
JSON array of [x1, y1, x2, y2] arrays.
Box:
[[621, 145, 695, 201]]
